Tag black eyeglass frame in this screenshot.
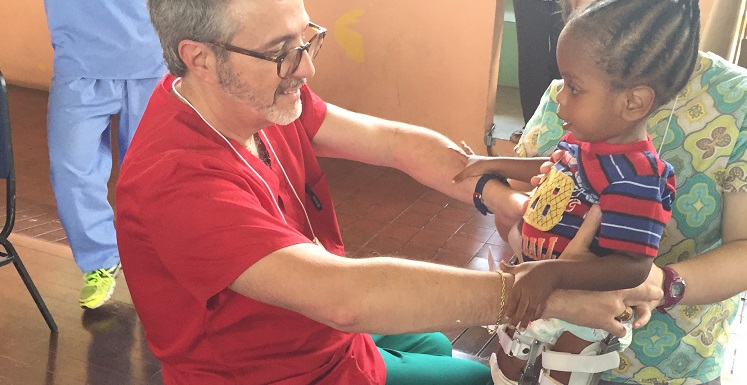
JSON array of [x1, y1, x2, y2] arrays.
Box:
[[209, 22, 327, 79]]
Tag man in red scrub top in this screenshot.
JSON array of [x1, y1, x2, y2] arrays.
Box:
[[115, 0, 662, 384]]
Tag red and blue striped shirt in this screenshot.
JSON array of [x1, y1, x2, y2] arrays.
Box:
[[521, 132, 675, 261]]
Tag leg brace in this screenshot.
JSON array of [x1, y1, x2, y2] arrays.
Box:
[[495, 326, 620, 385]]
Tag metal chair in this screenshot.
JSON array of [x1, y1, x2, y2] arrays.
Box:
[[0, 69, 58, 332]]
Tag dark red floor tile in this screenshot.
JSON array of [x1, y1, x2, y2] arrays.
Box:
[[393, 210, 434, 228], [430, 249, 474, 267], [455, 223, 497, 243], [364, 235, 406, 255], [422, 216, 464, 238], [396, 242, 439, 261], [378, 223, 421, 243], [407, 228, 450, 249], [442, 234, 486, 258]]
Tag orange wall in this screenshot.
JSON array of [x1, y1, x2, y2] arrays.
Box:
[[0, 0, 53, 89], [305, 1, 502, 153], [0, 0, 502, 155]]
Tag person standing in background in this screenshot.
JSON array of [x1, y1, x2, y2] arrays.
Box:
[[44, 0, 167, 309], [514, 0, 563, 124]]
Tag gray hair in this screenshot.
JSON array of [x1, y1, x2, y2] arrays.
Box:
[[148, 0, 241, 76]]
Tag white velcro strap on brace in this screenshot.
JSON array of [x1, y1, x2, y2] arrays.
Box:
[[538, 372, 564, 385], [496, 325, 541, 360], [541, 349, 619, 373], [539, 368, 594, 385], [540, 342, 620, 385]]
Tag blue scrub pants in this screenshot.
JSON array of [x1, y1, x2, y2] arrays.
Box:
[[373, 333, 492, 385], [47, 76, 161, 273]]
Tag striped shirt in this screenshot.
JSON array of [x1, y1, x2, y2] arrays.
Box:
[[521, 132, 675, 261]]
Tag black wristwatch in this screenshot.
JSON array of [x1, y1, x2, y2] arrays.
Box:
[[473, 174, 508, 216], [656, 266, 686, 313]]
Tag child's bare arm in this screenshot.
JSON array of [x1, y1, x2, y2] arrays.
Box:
[[553, 252, 653, 292], [451, 156, 550, 184], [501, 252, 652, 328]]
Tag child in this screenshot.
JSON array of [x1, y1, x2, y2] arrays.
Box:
[[453, 0, 700, 384]]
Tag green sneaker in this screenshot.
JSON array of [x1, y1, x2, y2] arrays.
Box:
[[79, 263, 122, 309]]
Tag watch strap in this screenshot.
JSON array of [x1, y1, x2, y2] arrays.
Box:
[[473, 174, 508, 216], [656, 266, 686, 313]]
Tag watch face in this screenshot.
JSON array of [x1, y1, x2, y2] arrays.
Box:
[[671, 282, 685, 298]]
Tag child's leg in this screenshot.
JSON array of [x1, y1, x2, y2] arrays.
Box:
[[539, 321, 631, 385], [490, 353, 519, 385], [490, 320, 564, 383], [489, 320, 628, 385], [543, 332, 593, 385], [493, 327, 533, 380]]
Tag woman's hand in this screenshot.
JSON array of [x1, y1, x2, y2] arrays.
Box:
[[545, 284, 662, 337], [629, 265, 664, 329]]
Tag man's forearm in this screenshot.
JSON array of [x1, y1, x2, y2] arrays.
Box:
[[334, 257, 512, 334], [387, 123, 481, 203]]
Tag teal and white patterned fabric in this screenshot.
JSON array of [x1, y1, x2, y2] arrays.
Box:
[[514, 51, 747, 384]]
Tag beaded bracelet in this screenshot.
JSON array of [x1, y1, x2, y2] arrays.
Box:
[[487, 270, 506, 335]]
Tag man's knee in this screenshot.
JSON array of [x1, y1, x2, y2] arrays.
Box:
[[374, 332, 453, 356], [416, 332, 453, 356]]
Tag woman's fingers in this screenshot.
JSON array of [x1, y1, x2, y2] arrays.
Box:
[[632, 305, 652, 329], [560, 204, 602, 260], [550, 149, 565, 162]]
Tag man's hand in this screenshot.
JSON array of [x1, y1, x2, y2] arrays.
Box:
[[500, 260, 560, 329]]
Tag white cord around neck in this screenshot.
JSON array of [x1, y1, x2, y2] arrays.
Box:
[[659, 95, 679, 154], [259, 130, 318, 242], [171, 77, 319, 244]]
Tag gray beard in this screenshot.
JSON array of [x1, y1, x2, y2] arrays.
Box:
[[217, 61, 302, 126]]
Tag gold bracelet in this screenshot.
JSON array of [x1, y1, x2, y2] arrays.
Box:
[[487, 270, 506, 335]]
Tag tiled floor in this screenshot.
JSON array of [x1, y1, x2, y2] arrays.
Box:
[[1, 83, 744, 384]]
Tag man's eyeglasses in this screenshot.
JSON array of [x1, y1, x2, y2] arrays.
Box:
[[210, 22, 326, 79]]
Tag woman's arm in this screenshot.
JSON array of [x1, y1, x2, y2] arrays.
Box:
[[653, 191, 747, 306], [543, 192, 747, 330]]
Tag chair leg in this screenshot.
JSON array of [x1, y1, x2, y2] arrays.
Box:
[[7, 242, 59, 333]]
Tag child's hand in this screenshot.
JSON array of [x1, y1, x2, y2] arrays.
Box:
[[500, 260, 560, 330], [530, 149, 566, 187], [449, 141, 502, 183]]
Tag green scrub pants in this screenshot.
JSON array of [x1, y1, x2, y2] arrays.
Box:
[[372, 333, 492, 385]]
